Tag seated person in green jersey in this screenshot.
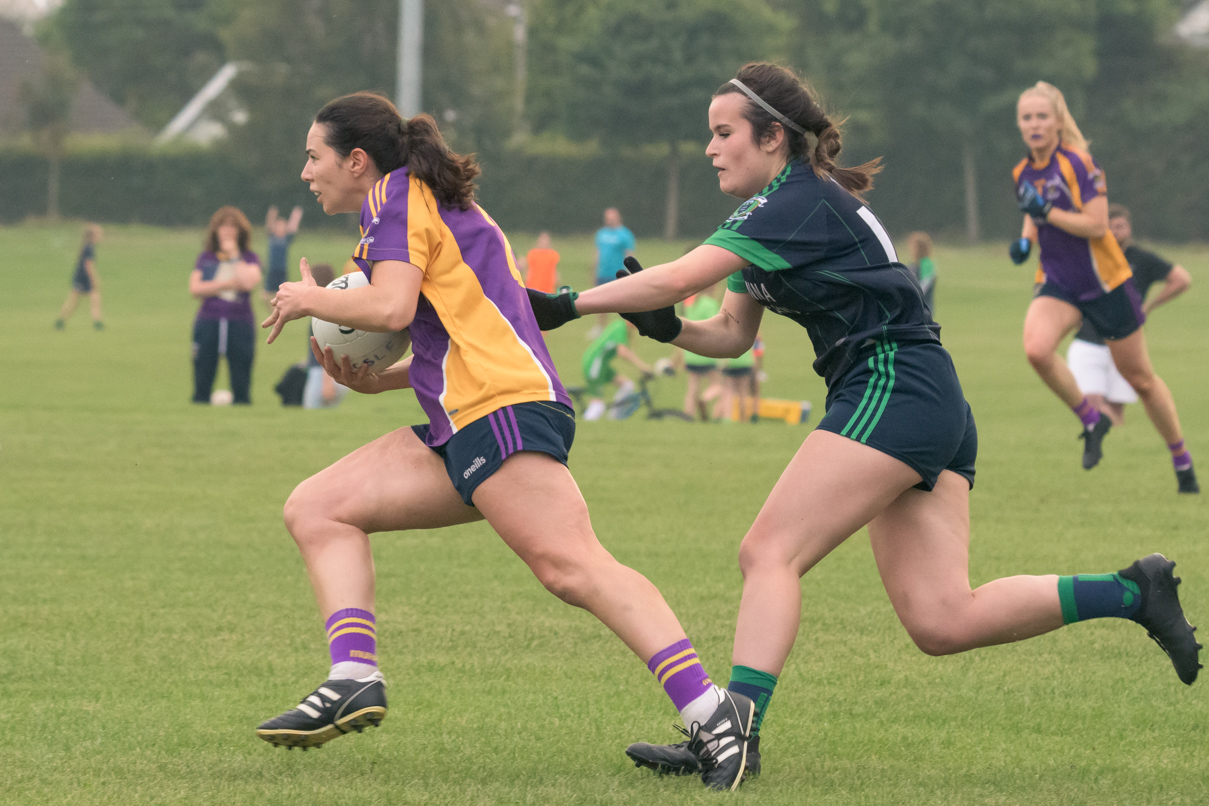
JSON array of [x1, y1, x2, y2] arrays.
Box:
[[676, 284, 722, 420], [582, 316, 655, 420]]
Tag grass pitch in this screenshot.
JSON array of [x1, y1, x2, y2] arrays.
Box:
[[1, 223, 1206, 805]]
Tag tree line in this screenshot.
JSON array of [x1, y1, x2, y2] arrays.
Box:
[[26, 0, 1209, 241]]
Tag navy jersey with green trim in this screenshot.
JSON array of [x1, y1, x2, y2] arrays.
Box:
[[706, 161, 939, 386]]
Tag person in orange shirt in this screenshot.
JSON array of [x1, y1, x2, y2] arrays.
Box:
[[523, 231, 560, 293]]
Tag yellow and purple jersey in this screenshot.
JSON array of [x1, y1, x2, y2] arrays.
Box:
[[352, 169, 570, 446], [1012, 146, 1131, 301]]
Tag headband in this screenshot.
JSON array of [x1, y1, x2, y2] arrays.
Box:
[[729, 79, 807, 136]]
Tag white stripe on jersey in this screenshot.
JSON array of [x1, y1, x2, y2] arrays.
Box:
[[856, 206, 898, 263]]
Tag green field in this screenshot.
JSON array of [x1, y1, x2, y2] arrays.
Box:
[[2, 222, 1206, 805]]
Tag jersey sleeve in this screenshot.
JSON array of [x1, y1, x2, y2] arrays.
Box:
[[623, 228, 636, 252], [354, 172, 438, 273], [242, 250, 260, 266], [704, 176, 823, 272], [1075, 153, 1107, 203], [1133, 248, 1173, 287]]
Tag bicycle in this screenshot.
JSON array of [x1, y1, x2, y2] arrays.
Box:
[[567, 375, 694, 422]]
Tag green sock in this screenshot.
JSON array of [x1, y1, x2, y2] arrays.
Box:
[[726, 665, 778, 735], [1057, 572, 1142, 624]]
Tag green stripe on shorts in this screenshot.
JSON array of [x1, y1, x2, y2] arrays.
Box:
[[841, 341, 897, 443]]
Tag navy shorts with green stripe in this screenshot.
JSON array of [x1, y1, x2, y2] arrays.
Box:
[[816, 341, 976, 491], [413, 400, 576, 505]]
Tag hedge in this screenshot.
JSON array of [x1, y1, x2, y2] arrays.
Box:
[[0, 144, 737, 238]]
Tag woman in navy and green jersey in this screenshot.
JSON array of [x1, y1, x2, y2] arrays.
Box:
[[528, 62, 1200, 789], [1010, 81, 1196, 493]]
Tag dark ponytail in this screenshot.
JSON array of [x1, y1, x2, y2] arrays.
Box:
[[715, 63, 882, 200], [314, 91, 481, 210]]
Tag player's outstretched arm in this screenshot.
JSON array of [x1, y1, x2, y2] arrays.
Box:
[[614, 258, 682, 343], [576, 245, 743, 315], [675, 290, 763, 360]]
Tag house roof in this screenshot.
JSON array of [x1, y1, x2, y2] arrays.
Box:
[[1176, 0, 1209, 46], [0, 17, 142, 136]]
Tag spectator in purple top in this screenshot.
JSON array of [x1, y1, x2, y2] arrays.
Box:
[[189, 206, 262, 404]]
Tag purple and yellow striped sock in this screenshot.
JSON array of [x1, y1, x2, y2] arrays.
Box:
[[1169, 440, 1193, 471], [326, 608, 378, 668], [1073, 397, 1101, 429], [648, 639, 713, 712]]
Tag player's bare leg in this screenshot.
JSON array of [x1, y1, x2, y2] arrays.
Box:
[[283, 427, 482, 614], [1108, 330, 1183, 443], [1108, 330, 1197, 491], [1022, 296, 1084, 407], [478, 452, 753, 790], [1024, 296, 1111, 467], [473, 451, 689, 660], [55, 290, 81, 328], [731, 430, 920, 676], [869, 471, 1063, 654], [258, 427, 481, 749]]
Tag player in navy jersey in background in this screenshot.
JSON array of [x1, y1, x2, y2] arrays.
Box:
[[1009, 82, 1196, 492], [529, 62, 1200, 789], [1066, 204, 1192, 431], [55, 224, 104, 331], [262, 205, 303, 306]]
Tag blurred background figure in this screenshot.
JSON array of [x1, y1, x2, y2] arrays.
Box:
[[589, 208, 635, 336], [54, 224, 104, 331], [581, 316, 654, 420], [189, 206, 262, 405], [676, 283, 721, 421], [907, 231, 937, 315], [523, 231, 560, 293], [719, 338, 760, 423], [263, 205, 303, 306], [301, 263, 349, 410], [1067, 204, 1192, 427]]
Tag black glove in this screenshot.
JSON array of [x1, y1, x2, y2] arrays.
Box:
[[1009, 237, 1032, 265], [616, 257, 683, 343], [1017, 182, 1052, 223], [526, 286, 580, 330]]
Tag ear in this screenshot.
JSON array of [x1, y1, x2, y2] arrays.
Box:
[[346, 147, 373, 177], [760, 122, 788, 155]]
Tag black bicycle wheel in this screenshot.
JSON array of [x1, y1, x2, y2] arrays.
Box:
[[648, 408, 694, 422]]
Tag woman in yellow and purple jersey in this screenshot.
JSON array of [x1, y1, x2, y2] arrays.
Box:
[[253, 92, 747, 772], [1010, 81, 1196, 493]]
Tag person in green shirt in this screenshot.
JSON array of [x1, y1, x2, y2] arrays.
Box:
[[677, 284, 722, 420], [907, 231, 936, 315], [719, 337, 759, 421], [581, 317, 654, 420]]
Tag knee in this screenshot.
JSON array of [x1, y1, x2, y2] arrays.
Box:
[[738, 532, 801, 579], [903, 621, 969, 657], [528, 551, 600, 607], [282, 480, 334, 547], [1120, 367, 1156, 395], [1022, 340, 1054, 370]]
